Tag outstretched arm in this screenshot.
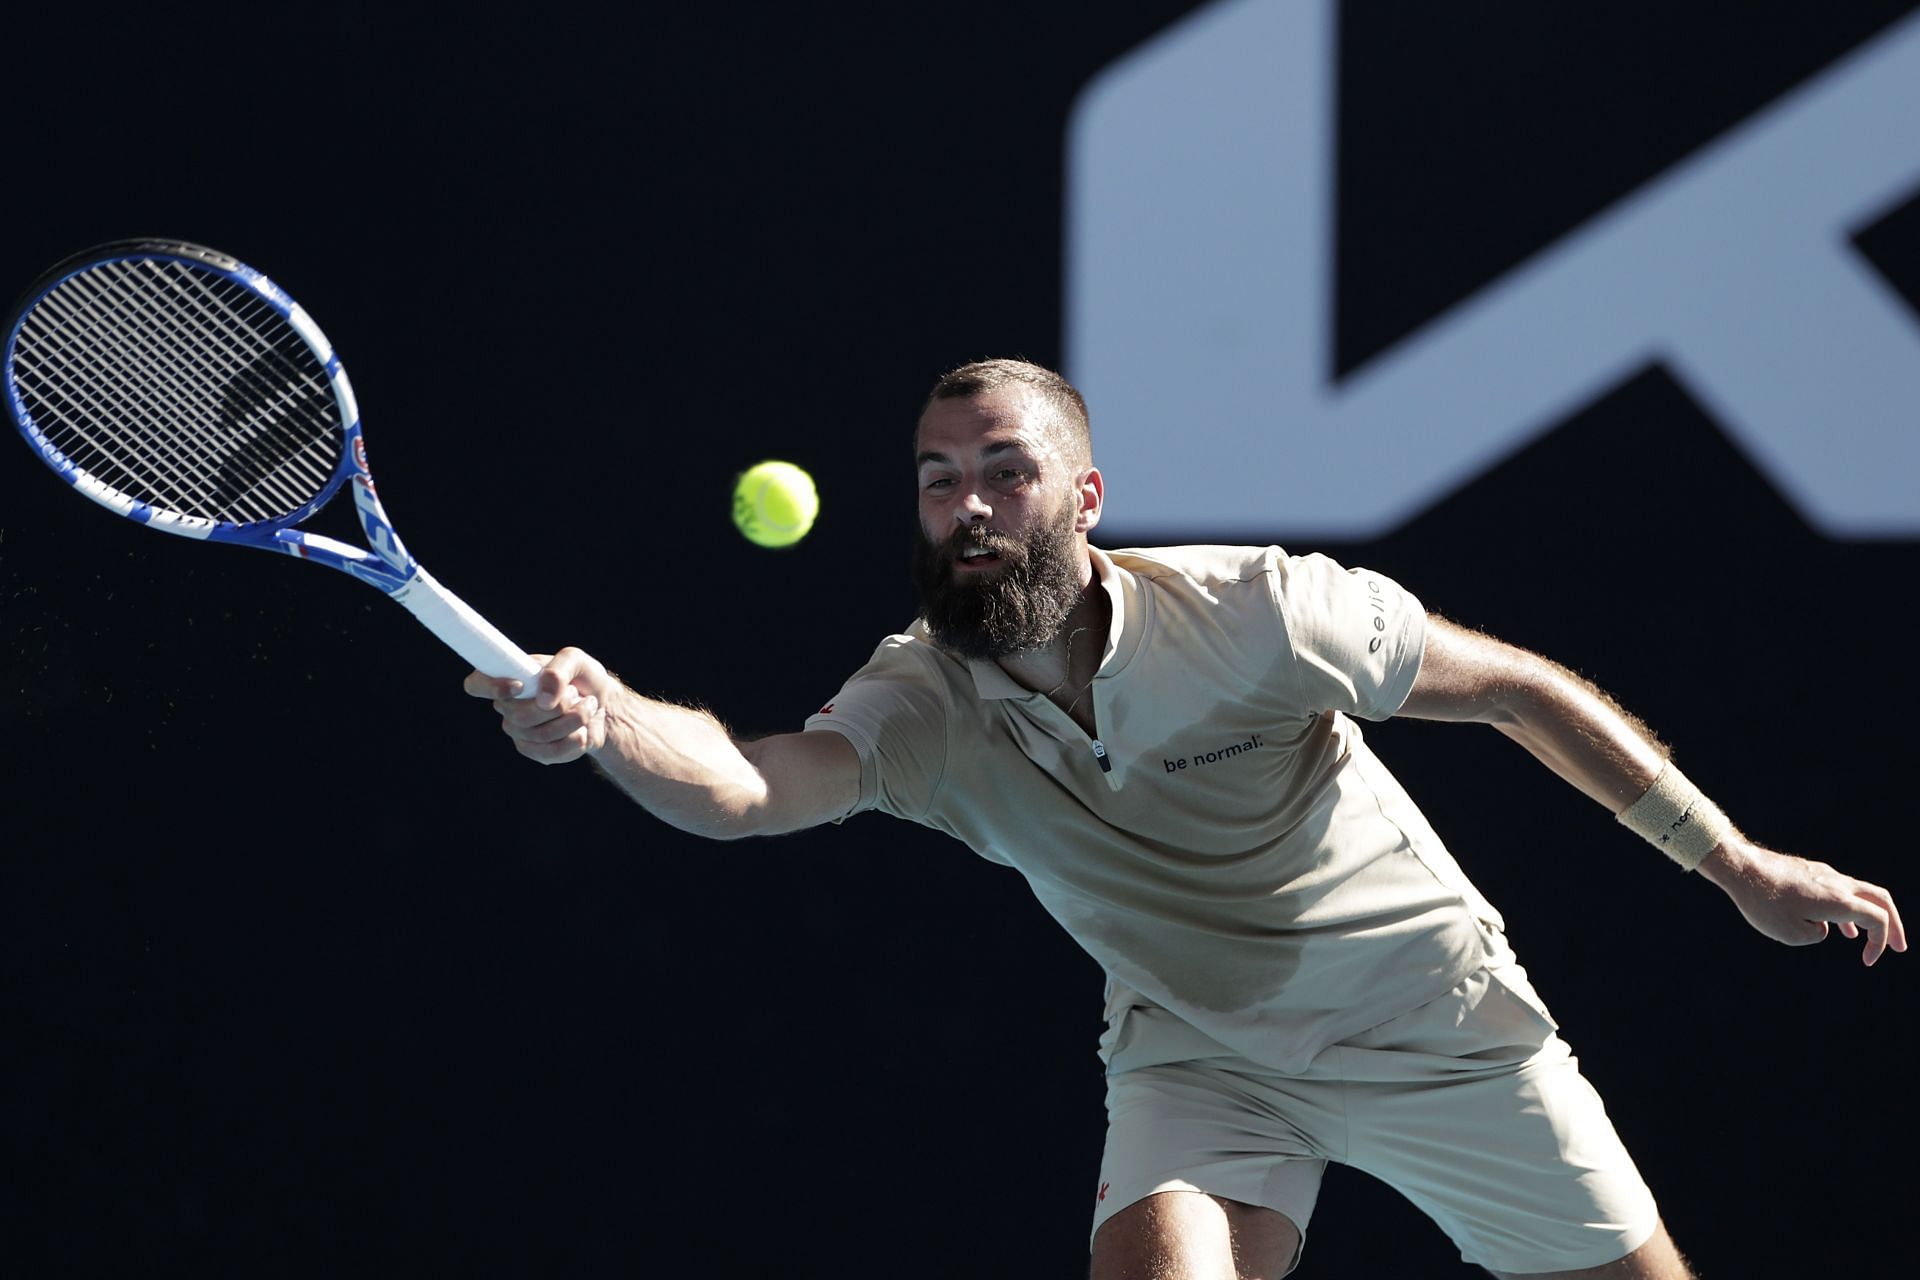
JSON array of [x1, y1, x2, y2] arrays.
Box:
[[1398, 616, 1906, 966], [465, 647, 860, 840]]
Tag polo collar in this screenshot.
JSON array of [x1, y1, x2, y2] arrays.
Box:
[[964, 546, 1144, 701]]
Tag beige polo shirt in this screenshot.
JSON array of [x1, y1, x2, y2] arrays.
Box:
[[805, 545, 1503, 1073]]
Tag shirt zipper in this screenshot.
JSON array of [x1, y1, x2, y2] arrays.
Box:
[[1091, 738, 1112, 774]]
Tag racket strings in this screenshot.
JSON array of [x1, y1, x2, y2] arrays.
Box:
[[76, 264, 304, 505], [30, 270, 274, 518], [25, 271, 252, 510], [19, 282, 211, 514], [124, 264, 335, 513], [20, 268, 327, 524], [58, 261, 335, 513], [30, 260, 338, 521], [13, 258, 345, 524]]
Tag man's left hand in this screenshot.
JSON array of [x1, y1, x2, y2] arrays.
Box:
[[1699, 842, 1907, 966]]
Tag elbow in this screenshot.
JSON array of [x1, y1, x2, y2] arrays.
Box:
[[676, 790, 778, 842], [602, 770, 778, 842], [1489, 657, 1602, 748], [1478, 656, 1561, 739], [704, 805, 786, 842], [1494, 650, 1562, 723]]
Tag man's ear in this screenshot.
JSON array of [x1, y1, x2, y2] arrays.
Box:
[[1076, 466, 1105, 533]]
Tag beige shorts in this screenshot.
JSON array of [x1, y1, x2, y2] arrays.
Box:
[[1091, 957, 1659, 1275]]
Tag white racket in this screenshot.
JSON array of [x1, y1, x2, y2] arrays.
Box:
[[4, 239, 540, 692]]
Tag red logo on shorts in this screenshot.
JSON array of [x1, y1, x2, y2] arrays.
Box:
[[1098, 1182, 1110, 1202]]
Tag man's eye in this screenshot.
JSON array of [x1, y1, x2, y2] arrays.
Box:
[[924, 477, 954, 491]]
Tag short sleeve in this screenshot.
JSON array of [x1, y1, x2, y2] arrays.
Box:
[[1270, 552, 1426, 720], [803, 634, 950, 821]]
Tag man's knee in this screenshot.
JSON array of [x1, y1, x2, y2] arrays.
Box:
[[1091, 1191, 1302, 1280]]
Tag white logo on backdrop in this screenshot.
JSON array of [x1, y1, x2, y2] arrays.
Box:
[[1066, 0, 1920, 538]]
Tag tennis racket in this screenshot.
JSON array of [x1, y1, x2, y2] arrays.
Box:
[[4, 239, 540, 693]]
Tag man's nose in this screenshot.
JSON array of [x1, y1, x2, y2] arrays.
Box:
[[957, 491, 992, 523]]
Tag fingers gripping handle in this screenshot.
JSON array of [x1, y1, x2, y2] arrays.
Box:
[[392, 566, 542, 697]]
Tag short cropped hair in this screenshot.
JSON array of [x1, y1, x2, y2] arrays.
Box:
[[923, 358, 1092, 470]]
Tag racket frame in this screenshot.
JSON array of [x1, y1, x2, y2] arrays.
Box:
[[5, 240, 540, 686]]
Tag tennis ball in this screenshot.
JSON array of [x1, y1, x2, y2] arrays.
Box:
[[732, 460, 819, 548]]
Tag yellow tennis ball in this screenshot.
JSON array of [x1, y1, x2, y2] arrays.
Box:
[[732, 460, 819, 548]]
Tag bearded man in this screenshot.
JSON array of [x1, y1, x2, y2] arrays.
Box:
[[468, 358, 1903, 1280]]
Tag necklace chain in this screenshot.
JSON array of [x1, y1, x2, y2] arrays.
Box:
[[1044, 625, 1096, 717]]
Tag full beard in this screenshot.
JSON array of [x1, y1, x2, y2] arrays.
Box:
[[912, 506, 1085, 660]]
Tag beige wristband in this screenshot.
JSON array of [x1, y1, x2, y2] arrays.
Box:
[[1615, 760, 1735, 871]]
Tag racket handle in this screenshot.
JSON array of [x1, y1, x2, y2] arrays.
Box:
[[392, 566, 542, 697]]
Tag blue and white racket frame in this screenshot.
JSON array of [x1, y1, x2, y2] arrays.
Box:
[[4, 239, 541, 689]]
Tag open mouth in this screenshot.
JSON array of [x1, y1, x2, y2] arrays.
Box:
[[955, 545, 1003, 569]]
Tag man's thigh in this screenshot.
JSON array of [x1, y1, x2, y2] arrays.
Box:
[[1093, 958, 1664, 1274], [1090, 1038, 1330, 1259], [1091, 1191, 1301, 1280], [1336, 961, 1663, 1274]]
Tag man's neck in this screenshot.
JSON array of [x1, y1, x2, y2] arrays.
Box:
[[996, 560, 1109, 714]]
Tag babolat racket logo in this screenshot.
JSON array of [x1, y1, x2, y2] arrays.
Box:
[[352, 436, 369, 473]]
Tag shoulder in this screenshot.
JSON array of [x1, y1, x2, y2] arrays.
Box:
[[854, 622, 966, 685], [1106, 545, 1300, 633], [1107, 544, 1416, 614], [817, 621, 960, 702], [810, 624, 966, 822], [1107, 543, 1285, 593], [816, 623, 968, 723]]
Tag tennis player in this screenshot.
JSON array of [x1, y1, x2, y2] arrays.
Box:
[[467, 359, 1903, 1279]]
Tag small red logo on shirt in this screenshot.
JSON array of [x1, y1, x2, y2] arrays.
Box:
[[1098, 1182, 1110, 1202], [817, 703, 835, 715]]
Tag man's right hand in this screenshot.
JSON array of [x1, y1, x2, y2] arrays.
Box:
[[464, 646, 613, 765]]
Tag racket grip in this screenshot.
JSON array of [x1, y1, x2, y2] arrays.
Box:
[[392, 566, 543, 697]]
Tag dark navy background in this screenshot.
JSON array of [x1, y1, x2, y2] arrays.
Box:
[[3, 3, 1915, 1274]]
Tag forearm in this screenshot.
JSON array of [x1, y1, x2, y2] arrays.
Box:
[[1488, 659, 1673, 813], [587, 685, 772, 839]]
